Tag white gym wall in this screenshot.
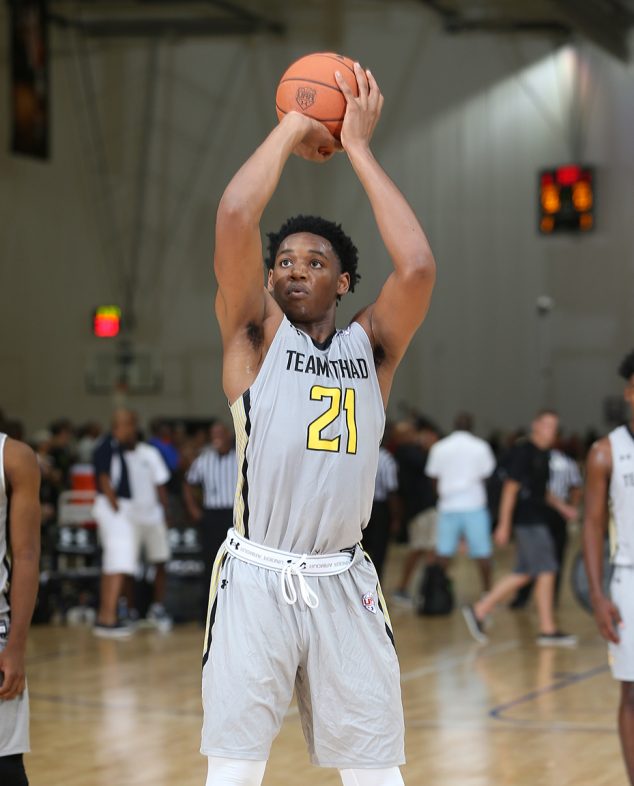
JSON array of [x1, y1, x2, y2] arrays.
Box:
[[0, 1, 632, 435]]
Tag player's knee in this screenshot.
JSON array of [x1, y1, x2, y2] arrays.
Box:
[[206, 756, 266, 786], [339, 767, 404, 786], [0, 754, 29, 786], [621, 682, 634, 711]]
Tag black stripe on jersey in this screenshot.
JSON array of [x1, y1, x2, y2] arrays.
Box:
[[241, 390, 252, 540], [1, 556, 11, 610], [202, 595, 218, 669], [377, 589, 396, 652], [202, 552, 228, 668], [362, 551, 397, 651]]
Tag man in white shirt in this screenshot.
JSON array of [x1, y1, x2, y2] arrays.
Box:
[[425, 413, 496, 592], [92, 409, 173, 637]]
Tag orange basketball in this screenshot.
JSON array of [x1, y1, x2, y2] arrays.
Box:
[[275, 52, 359, 139]]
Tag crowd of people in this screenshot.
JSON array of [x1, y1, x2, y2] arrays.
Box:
[[0, 403, 596, 643]]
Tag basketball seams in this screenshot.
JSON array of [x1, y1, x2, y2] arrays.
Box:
[[275, 103, 347, 123], [278, 75, 351, 93], [317, 53, 356, 75]]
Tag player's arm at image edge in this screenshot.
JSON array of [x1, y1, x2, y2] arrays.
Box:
[[4, 440, 41, 658], [582, 438, 620, 642]]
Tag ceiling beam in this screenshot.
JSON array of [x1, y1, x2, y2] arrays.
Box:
[[418, 0, 632, 61], [548, 0, 631, 61], [48, 12, 284, 38]]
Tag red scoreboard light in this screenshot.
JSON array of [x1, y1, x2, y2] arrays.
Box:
[[539, 164, 595, 234], [93, 306, 121, 338]]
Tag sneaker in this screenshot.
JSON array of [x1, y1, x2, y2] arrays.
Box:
[[93, 621, 135, 639], [120, 606, 140, 630], [146, 603, 173, 634], [462, 605, 488, 644], [391, 590, 414, 608], [536, 631, 578, 648]]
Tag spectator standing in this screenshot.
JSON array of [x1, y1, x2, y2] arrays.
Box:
[[511, 442, 582, 608], [148, 419, 180, 475], [462, 410, 577, 646], [92, 409, 173, 638], [392, 419, 439, 604], [183, 423, 237, 622], [48, 419, 75, 489], [76, 422, 103, 465], [363, 446, 400, 582], [426, 413, 496, 593]]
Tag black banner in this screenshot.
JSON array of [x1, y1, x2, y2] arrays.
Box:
[[10, 0, 49, 159]]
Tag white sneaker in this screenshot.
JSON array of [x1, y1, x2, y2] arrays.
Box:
[[93, 621, 135, 639], [536, 631, 578, 648], [146, 603, 173, 634]]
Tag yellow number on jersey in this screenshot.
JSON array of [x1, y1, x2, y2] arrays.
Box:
[[307, 386, 357, 455]]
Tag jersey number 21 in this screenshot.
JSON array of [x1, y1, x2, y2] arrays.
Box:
[[306, 385, 357, 455]]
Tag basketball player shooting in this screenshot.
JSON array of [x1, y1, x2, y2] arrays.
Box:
[[203, 62, 435, 786]]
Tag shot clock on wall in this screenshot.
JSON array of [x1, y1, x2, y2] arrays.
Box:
[[539, 165, 595, 234]]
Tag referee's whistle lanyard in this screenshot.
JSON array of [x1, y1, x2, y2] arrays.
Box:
[[280, 557, 320, 608]]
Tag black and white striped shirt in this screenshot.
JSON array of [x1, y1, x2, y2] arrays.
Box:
[[374, 447, 398, 503], [186, 448, 238, 509], [549, 449, 582, 501]]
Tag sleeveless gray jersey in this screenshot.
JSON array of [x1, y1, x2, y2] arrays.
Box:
[[609, 425, 634, 566], [0, 434, 9, 615], [230, 317, 385, 554]]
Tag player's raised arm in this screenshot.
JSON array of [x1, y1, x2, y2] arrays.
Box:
[[336, 65, 436, 379], [583, 438, 621, 643], [214, 112, 339, 340]]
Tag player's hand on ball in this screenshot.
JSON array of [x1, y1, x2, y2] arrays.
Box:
[[287, 112, 341, 163], [335, 63, 383, 152], [593, 594, 622, 644]]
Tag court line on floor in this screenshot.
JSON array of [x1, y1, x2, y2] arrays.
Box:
[[488, 663, 613, 732], [400, 639, 519, 684]]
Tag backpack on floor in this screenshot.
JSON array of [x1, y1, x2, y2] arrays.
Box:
[[416, 563, 454, 616]]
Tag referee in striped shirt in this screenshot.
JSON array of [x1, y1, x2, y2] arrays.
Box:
[[183, 422, 237, 621], [362, 446, 401, 581]]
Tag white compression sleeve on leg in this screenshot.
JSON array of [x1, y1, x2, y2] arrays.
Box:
[[206, 756, 267, 786], [339, 768, 405, 786]]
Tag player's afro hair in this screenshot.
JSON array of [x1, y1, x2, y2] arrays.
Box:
[[266, 215, 360, 294], [618, 349, 634, 381]]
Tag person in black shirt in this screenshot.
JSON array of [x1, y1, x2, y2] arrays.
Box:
[[462, 410, 577, 646], [392, 419, 439, 604]]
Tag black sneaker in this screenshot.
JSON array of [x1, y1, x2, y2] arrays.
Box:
[[462, 605, 488, 644], [536, 631, 578, 648], [93, 621, 135, 639]]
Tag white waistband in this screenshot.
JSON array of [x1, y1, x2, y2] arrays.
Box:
[[225, 529, 355, 608], [225, 529, 354, 574]]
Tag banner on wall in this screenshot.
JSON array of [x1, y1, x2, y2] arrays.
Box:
[[10, 0, 49, 159]]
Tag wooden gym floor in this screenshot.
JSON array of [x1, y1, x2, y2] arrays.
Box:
[[25, 538, 624, 786]]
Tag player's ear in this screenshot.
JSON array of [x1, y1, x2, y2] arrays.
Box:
[[267, 268, 274, 291], [337, 272, 350, 297]]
